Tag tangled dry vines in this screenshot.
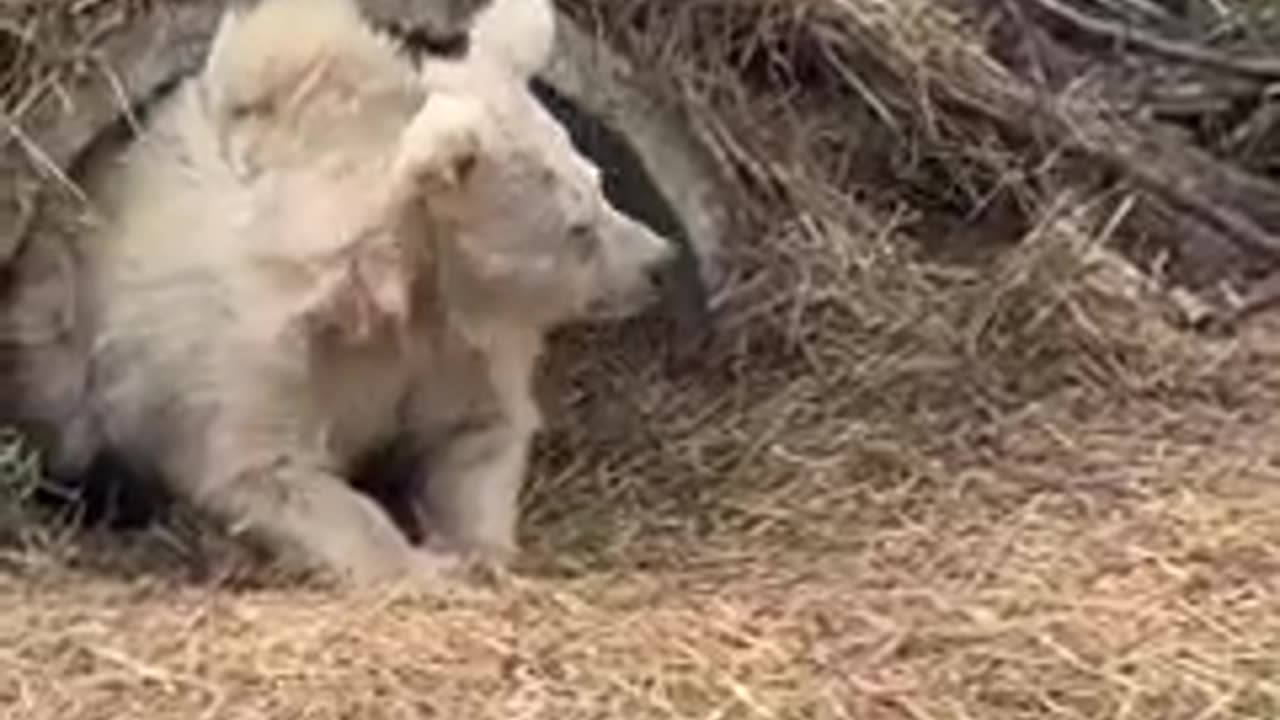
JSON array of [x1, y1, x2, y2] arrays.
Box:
[[4, 1, 1280, 718]]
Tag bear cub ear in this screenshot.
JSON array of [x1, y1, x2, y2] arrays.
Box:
[[395, 93, 487, 197], [202, 0, 366, 118], [468, 0, 557, 80]]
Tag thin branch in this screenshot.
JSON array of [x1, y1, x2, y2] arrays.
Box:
[[1030, 0, 1280, 80]]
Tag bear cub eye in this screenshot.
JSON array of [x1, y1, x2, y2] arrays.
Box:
[[567, 223, 596, 260]]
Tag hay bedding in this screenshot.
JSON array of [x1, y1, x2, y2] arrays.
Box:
[[5, 0, 1280, 718]]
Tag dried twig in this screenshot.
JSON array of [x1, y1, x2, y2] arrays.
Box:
[[1031, 0, 1280, 80]]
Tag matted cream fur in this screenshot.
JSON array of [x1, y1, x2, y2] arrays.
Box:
[[14, 0, 675, 585]]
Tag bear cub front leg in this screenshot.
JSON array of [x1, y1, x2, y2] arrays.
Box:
[[418, 416, 534, 565], [193, 379, 460, 586], [198, 454, 454, 585]]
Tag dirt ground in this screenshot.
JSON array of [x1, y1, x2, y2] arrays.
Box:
[[5, 0, 1280, 718]]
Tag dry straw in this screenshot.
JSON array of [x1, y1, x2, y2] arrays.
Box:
[[4, 0, 1280, 718]]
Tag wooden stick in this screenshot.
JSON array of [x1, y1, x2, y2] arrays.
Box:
[[1030, 0, 1280, 80]]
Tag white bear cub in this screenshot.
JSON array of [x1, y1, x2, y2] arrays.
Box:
[[28, 0, 674, 585]]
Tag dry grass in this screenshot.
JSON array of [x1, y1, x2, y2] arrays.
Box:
[[5, 0, 1280, 718]]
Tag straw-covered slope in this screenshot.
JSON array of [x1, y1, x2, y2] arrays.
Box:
[[4, 0, 1280, 717]]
